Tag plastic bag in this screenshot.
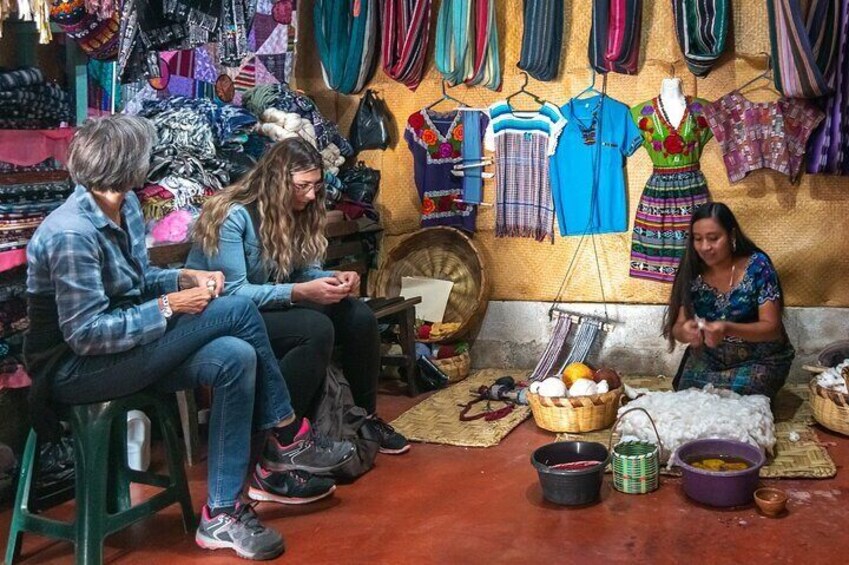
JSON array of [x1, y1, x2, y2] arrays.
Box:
[[349, 90, 390, 153], [337, 162, 381, 204]]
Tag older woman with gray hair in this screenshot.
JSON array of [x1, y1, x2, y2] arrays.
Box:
[[24, 115, 354, 561]]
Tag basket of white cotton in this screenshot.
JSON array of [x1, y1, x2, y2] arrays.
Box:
[[809, 361, 849, 436]]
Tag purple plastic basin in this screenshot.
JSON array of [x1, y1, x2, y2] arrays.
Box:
[[676, 439, 766, 508]]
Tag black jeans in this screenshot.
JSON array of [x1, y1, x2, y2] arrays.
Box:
[[261, 297, 380, 416]]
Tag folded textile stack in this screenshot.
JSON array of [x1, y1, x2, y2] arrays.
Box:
[[0, 67, 71, 130], [0, 268, 31, 391], [0, 171, 73, 272], [131, 97, 257, 245], [244, 84, 353, 191]]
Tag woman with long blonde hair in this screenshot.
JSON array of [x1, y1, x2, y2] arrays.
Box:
[[188, 138, 409, 471]]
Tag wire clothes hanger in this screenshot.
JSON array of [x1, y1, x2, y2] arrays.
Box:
[[735, 52, 777, 94], [426, 79, 468, 111], [505, 71, 547, 108], [575, 66, 607, 99]]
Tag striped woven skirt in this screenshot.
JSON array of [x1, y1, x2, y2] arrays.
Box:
[[630, 164, 709, 283]]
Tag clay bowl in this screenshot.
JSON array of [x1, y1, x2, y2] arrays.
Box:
[[754, 487, 788, 517]]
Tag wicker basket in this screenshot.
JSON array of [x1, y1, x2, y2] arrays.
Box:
[[609, 407, 662, 495], [809, 378, 849, 436], [528, 386, 623, 433], [374, 227, 488, 343], [431, 351, 471, 383]]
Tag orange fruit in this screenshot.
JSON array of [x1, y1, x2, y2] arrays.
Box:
[[561, 362, 594, 386]]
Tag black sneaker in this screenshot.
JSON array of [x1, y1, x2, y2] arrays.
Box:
[[248, 464, 336, 505], [365, 416, 411, 455], [195, 502, 284, 560], [262, 417, 356, 474]]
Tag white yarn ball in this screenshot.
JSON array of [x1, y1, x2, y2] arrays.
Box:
[[569, 379, 598, 397], [538, 377, 568, 398]]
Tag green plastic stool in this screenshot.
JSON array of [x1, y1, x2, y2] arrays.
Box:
[[4, 391, 196, 564]]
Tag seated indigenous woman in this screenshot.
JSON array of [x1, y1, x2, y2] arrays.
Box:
[[187, 137, 409, 454], [662, 202, 795, 399], [25, 116, 354, 561]]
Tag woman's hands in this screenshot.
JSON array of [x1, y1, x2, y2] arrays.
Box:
[[166, 288, 214, 315], [180, 268, 224, 297], [292, 277, 351, 304], [334, 271, 360, 296], [701, 321, 727, 348], [679, 319, 704, 348]]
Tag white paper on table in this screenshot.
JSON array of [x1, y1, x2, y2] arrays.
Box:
[[400, 276, 454, 323]]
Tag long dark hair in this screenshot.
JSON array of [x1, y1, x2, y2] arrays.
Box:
[[661, 202, 781, 349]]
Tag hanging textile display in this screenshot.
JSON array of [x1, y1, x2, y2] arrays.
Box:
[[767, 0, 841, 98], [518, 0, 564, 81], [435, 0, 501, 91], [672, 0, 729, 77], [629, 96, 714, 283], [704, 93, 824, 183], [550, 94, 642, 236], [484, 100, 565, 242], [588, 0, 643, 75], [2, 0, 52, 43], [404, 108, 488, 231], [381, 0, 432, 90], [314, 0, 378, 95], [50, 0, 120, 61], [807, 0, 849, 175]]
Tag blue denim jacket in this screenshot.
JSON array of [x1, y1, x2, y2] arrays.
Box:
[[27, 186, 178, 356], [185, 204, 335, 308]]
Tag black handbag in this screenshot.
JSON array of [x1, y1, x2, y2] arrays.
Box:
[[349, 89, 390, 153], [337, 162, 380, 204]]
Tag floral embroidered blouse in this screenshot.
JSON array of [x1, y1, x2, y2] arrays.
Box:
[[690, 252, 782, 341], [631, 97, 713, 167], [404, 109, 488, 231], [703, 93, 824, 183]]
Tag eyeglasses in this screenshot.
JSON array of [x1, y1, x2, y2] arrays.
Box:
[[292, 181, 324, 195]]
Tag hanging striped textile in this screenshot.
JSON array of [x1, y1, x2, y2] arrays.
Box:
[[767, 0, 841, 98], [672, 0, 729, 77], [807, 0, 849, 175], [518, 0, 564, 81], [588, 0, 643, 75], [562, 320, 601, 370], [529, 314, 573, 382], [435, 0, 502, 90], [314, 0, 379, 95], [381, 0, 432, 90]]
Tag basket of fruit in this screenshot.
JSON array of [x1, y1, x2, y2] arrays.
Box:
[[527, 363, 624, 433]]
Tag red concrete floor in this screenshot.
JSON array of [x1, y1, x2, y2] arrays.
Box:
[[2, 381, 848, 564]]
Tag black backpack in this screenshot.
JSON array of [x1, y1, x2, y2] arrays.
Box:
[[311, 366, 379, 481]]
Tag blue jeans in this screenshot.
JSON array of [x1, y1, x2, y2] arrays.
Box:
[[53, 295, 294, 509]]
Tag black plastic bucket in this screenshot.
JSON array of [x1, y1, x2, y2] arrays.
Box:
[[531, 441, 610, 506]]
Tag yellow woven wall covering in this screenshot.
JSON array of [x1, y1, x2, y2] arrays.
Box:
[[295, 0, 849, 307]]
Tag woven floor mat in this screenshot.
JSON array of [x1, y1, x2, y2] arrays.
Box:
[[555, 377, 836, 479], [390, 369, 531, 448]]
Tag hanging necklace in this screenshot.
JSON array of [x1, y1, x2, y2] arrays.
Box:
[[571, 99, 600, 145], [729, 262, 736, 291], [656, 95, 689, 132]]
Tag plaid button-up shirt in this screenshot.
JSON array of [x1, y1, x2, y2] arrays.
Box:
[[27, 185, 179, 356]]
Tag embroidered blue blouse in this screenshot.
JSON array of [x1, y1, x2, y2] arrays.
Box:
[[185, 205, 335, 309], [690, 251, 781, 327]]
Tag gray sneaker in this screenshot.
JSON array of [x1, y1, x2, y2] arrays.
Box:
[[261, 417, 355, 474], [195, 502, 284, 560]]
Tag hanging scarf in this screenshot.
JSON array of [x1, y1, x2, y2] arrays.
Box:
[[314, 0, 378, 95], [461, 110, 484, 206], [382, 0, 432, 90], [518, 0, 563, 81], [767, 0, 841, 98], [435, 0, 501, 90], [588, 0, 643, 75], [672, 0, 729, 77], [807, 0, 849, 175]]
